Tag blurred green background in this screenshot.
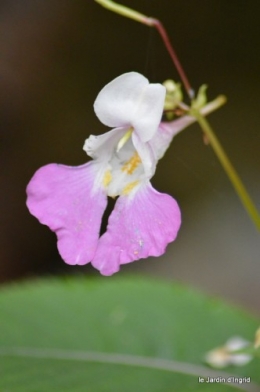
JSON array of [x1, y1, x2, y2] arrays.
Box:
[[0, 0, 259, 310]]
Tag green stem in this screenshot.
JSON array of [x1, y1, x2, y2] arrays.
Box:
[[95, 0, 193, 98], [95, 0, 150, 24], [191, 109, 260, 231]]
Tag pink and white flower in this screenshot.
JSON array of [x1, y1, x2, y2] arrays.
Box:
[[26, 72, 196, 275]]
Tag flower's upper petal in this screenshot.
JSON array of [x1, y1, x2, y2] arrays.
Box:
[[91, 182, 181, 275], [26, 162, 107, 265], [94, 72, 166, 142], [132, 82, 166, 142], [94, 73, 148, 128]]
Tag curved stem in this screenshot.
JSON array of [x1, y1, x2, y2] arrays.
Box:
[[191, 109, 260, 231], [1, 347, 259, 391], [95, 0, 193, 98], [150, 19, 194, 98]]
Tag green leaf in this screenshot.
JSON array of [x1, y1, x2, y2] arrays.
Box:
[[0, 277, 259, 392]]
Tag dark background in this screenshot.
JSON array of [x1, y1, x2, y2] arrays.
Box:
[[0, 1, 259, 310]]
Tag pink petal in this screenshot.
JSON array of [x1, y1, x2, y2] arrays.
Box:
[[153, 99, 222, 161], [91, 182, 181, 275], [26, 162, 107, 265], [151, 117, 198, 161]]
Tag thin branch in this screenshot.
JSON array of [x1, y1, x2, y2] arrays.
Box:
[[95, 0, 193, 98]]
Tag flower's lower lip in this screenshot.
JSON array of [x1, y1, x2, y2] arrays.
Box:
[[26, 72, 186, 275]]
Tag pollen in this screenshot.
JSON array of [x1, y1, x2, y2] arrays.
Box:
[[122, 152, 141, 175], [122, 180, 139, 195], [103, 170, 112, 187]]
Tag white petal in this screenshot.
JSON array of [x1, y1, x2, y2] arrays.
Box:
[[226, 336, 250, 351], [132, 132, 156, 178], [94, 72, 149, 128], [132, 82, 166, 142], [83, 127, 125, 160], [94, 72, 166, 142]]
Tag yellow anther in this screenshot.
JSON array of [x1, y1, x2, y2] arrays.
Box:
[[122, 152, 141, 175], [122, 180, 139, 195], [103, 170, 112, 187]]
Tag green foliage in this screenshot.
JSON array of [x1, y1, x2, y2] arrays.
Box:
[[0, 277, 259, 391]]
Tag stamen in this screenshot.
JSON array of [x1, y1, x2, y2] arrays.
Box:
[[116, 128, 133, 152], [103, 170, 112, 186], [122, 180, 139, 195], [121, 152, 141, 175]]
